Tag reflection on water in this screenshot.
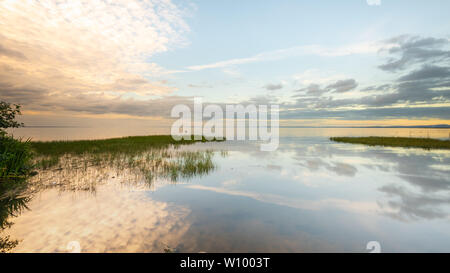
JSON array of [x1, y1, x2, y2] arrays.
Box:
[[34, 148, 217, 193], [1, 128, 450, 252], [1, 145, 219, 252], [0, 179, 31, 252], [6, 185, 192, 252]]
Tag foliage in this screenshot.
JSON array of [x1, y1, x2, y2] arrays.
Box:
[[0, 179, 31, 252], [0, 101, 24, 134], [0, 135, 34, 179]]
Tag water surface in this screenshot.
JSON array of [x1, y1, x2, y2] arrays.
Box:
[[2, 128, 450, 252]]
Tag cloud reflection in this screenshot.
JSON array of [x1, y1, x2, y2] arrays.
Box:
[[5, 184, 191, 252]]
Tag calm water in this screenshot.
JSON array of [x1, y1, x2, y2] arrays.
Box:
[[2, 128, 450, 252]]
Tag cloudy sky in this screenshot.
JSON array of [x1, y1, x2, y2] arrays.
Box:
[[1, 0, 449, 127]]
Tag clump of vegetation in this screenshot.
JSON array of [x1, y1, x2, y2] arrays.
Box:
[[0, 135, 33, 180], [164, 150, 216, 182], [330, 136, 450, 150], [0, 101, 33, 252], [0, 101, 24, 132], [0, 101, 33, 180]]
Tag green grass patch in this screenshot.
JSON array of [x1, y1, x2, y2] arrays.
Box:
[[31, 135, 224, 157], [330, 136, 450, 150]]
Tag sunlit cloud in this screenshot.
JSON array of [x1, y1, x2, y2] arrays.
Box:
[[0, 0, 189, 109]]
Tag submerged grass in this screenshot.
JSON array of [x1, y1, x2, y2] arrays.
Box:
[[28, 135, 225, 192], [330, 136, 450, 150], [30, 135, 224, 170]]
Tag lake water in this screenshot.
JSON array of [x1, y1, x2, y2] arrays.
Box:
[[2, 128, 450, 252]]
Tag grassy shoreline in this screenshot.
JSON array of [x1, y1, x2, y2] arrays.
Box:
[[31, 135, 224, 156], [30, 135, 225, 175], [330, 136, 450, 150]]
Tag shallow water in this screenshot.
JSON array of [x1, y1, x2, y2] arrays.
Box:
[[2, 128, 450, 252]]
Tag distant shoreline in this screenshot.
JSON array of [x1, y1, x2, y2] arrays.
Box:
[[330, 136, 450, 150], [281, 125, 450, 129]]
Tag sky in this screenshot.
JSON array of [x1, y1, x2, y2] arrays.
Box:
[[1, 0, 449, 127]]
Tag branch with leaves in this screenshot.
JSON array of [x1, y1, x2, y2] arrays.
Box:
[[0, 101, 24, 134]]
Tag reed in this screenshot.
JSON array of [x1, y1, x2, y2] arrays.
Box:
[[0, 135, 33, 180]]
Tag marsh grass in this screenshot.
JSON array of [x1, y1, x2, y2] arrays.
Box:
[[31, 149, 217, 192], [31, 135, 223, 157], [330, 136, 450, 150], [0, 135, 221, 250], [30, 135, 223, 192]]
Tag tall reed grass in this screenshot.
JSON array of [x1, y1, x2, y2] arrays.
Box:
[[0, 135, 33, 180]]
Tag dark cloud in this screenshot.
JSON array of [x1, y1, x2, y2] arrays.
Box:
[[263, 83, 283, 91], [0, 84, 48, 104], [292, 76, 450, 109], [296, 84, 328, 96], [280, 106, 450, 120], [240, 95, 279, 105], [289, 36, 450, 113], [399, 175, 450, 193], [379, 184, 450, 221], [0, 44, 27, 60], [0, 81, 195, 118], [61, 96, 195, 118], [398, 65, 450, 82], [360, 84, 391, 92], [326, 79, 358, 93], [378, 36, 450, 72], [294, 79, 358, 98]]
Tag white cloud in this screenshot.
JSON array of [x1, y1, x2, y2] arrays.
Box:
[[0, 0, 189, 97], [366, 0, 381, 6]]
